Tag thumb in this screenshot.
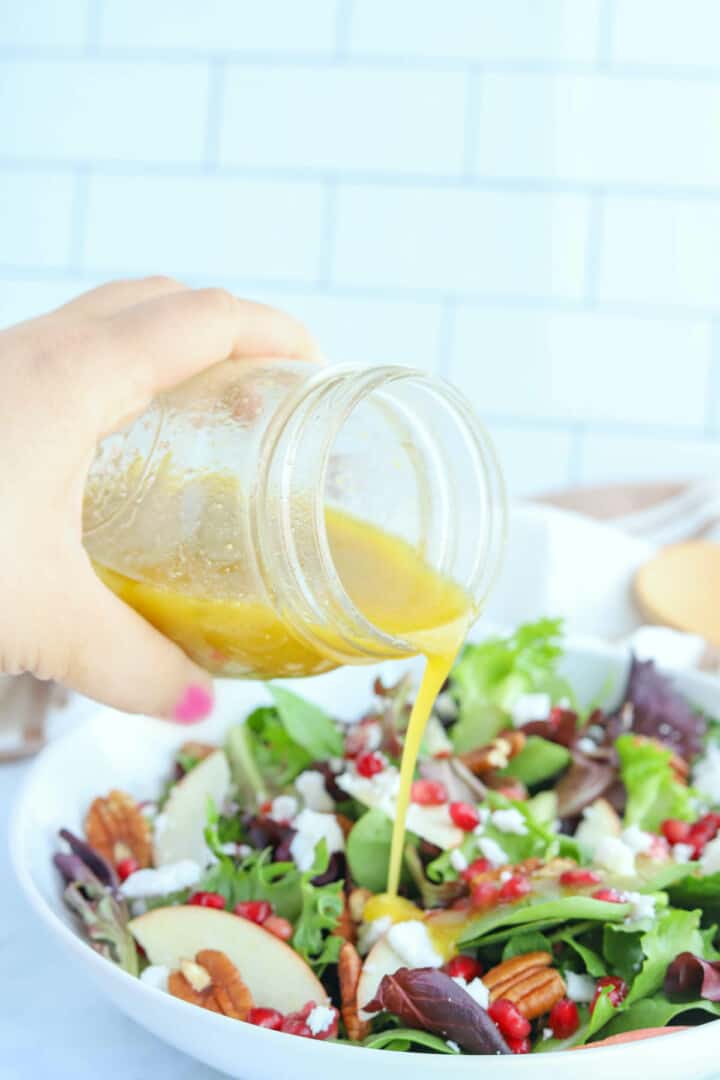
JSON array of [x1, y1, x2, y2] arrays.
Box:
[[57, 566, 214, 722]]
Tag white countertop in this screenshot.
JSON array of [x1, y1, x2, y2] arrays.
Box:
[[1, 758, 225, 1080]]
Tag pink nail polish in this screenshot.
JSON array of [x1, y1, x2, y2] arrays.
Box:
[[173, 684, 214, 723]]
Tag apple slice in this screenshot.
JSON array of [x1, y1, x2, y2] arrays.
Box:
[[356, 936, 404, 1017], [130, 906, 328, 1012], [154, 750, 231, 867], [574, 797, 621, 856]]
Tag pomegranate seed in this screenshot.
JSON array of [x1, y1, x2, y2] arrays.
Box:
[[590, 975, 628, 1014], [559, 868, 601, 888], [661, 818, 690, 845], [188, 891, 226, 909], [549, 998, 580, 1039], [263, 914, 294, 941], [461, 857, 491, 882], [688, 817, 719, 857], [248, 1007, 284, 1030], [115, 857, 140, 882], [356, 751, 385, 778], [411, 779, 447, 806], [235, 900, 272, 924], [471, 880, 499, 909], [280, 1017, 312, 1037], [498, 874, 532, 903], [488, 999, 531, 1040], [592, 887, 624, 904], [506, 1036, 531, 1054], [444, 955, 484, 981], [449, 801, 480, 831]]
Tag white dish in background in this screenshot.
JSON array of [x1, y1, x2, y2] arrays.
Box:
[[10, 636, 720, 1080]]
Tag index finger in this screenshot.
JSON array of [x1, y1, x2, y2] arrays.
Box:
[[84, 288, 322, 436]]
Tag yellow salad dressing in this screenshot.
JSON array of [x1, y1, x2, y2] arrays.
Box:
[[92, 502, 472, 899]]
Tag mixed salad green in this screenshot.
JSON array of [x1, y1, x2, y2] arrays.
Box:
[[55, 619, 720, 1055]]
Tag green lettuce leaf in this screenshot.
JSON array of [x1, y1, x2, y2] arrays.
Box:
[[668, 869, 720, 914], [449, 618, 572, 752], [239, 705, 313, 789], [269, 686, 343, 760], [502, 930, 552, 961], [617, 733, 695, 832], [603, 993, 720, 1036], [557, 932, 606, 977], [362, 1029, 458, 1053], [290, 840, 344, 972], [627, 907, 706, 1005], [460, 896, 630, 948]]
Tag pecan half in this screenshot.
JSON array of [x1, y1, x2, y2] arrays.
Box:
[[84, 789, 152, 869], [333, 892, 356, 944], [460, 731, 526, 775], [339, 941, 371, 1041], [484, 951, 565, 1020], [168, 950, 254, 1020], [179, 741, 217, 763]]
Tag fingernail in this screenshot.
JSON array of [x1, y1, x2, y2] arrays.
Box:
[[173, 684, 214, 724]]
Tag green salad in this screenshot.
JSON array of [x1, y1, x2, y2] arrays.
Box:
[[54, 619, 720, 1055]]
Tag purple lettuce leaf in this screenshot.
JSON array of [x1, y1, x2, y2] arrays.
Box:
[[665, 952, 720, 1002], [57, 828, 119, 894], [365, 967, 510, 1055], [609, 657, 706, 761]]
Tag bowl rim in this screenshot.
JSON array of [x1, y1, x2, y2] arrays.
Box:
[[10, 633, 720, 1068]]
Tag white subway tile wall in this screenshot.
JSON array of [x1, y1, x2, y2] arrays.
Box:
[[1, 1, 719, 497]]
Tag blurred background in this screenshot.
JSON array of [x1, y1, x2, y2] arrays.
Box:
[[1, 0, 720, 499]]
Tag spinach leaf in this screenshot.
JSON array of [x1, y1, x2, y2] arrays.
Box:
[[498, 736, 570, 787], [557, 932, 606, 977], [362, 1029, 458, 1054], [460, 896, 630, 947], [502, 930, 552, 961], [347, 808, 394, 893], [269, 686, 343, 760]]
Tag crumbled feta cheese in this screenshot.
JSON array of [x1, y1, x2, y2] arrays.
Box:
[[336, 766, 400, 814], [130, 899, 148, 917], [295, 770, 335, 812], [564, 971, 596, 1003], [626, 625, 706, 671], [289, 808, 344, 872], [694, 743, 720, 805], [140, 965, 170, 992], [542, 1027, 553, 1041], [422, 716, 454, 758], [434, 691, 458, 722], [576, 737, 596, 754], [511, 692, 551, 727], [700, 835, 720, 876], [306, 1005, 336, 1036], [140, 802, 159, 820], [454, 976, 490, 1009], [593, 836, 636, 878], [473, 808, 491, 832], [623, 890, 656, 925], [491, 808, 528, 836], [476, 835, 509, 869], [673, 842, 694, 864], [386, 920, 443, 969], [357, 916, 392, 956], [269, 794, 299, 824], [621, 824, 654, 855], [450, 848, 468, 873], [219, 841, 239, 856], [499, 869, 512, 883], [120, 859, 202, 898], [446, 1040, 461, 1053]]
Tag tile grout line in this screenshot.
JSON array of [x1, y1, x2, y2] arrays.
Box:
[[85, 0, 103, 53]]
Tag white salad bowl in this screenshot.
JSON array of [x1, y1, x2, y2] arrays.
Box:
[[10, 638, 720, 1080]]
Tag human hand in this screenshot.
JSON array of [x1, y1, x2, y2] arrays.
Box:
[[0, 278, 319, 720]]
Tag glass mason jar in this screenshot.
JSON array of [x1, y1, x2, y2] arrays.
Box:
[[83, 361, 506, 679]]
